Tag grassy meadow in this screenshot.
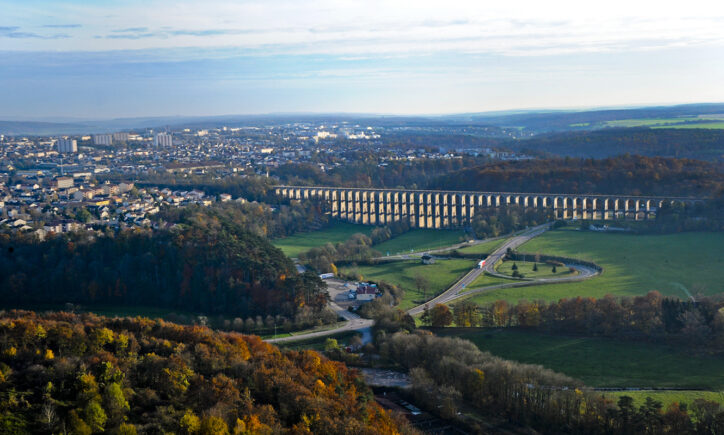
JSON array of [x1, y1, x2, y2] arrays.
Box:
[[463, 229, 724, 306], [373, 229, 466, 256], [455, 237, 507, 256], [495, 259, 577, 279], [437, 328, 724, 390], [339, 258, 476, 310], [272, 222, 372, 258]]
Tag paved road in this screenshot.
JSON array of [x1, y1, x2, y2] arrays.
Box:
[[377, 233, 511, 260], [265, 223, 600, 343], [266, 300, 373, 344], [266, 279, 373, 344], [407, 224, 553, 316]]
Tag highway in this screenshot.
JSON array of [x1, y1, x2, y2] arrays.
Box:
[[265, 223, 600, 344], [407, 224, 553, 316]]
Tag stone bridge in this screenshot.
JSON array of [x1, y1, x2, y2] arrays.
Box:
[[275, 185, 701, 229]]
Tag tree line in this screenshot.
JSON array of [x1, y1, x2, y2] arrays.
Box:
[[0, 310, 412, 434], [471, 205, 555, 238], [155, 199, 330, 240], [422, 291, 724, 350], [374, 330, 724, 434], [298, 220, 412, 273]]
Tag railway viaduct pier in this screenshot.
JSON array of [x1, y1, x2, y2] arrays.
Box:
[[275, 185, 701, 229]]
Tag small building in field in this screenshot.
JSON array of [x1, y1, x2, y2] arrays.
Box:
[[421, 254, 435, 265], [355, 283, 379, 301]]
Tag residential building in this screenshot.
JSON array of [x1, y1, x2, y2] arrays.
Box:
[[93, 134, 113, 146], [57, 138, 78, 153], [154, 133, 173, 147]]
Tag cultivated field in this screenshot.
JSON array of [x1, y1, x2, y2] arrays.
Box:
[[604, 117, 724, 128], [437, 328, 724, 390], [339, 258, 476, 310]]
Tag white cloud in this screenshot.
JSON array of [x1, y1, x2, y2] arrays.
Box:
[[3, 0, 724, 57]]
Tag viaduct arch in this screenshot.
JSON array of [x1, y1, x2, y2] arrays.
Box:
[[274, 185, 701, 229]]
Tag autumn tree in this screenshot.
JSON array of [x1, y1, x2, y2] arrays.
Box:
[[430, 304, 453, 327]]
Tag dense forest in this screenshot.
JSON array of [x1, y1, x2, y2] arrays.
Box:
[[509, 128, 724, 160], [0, 311, 410, 434], [155, 200, 330, 240], [433, 155, 724, 197], [273, 157, 489, 190], [0, 220, 328, 320]]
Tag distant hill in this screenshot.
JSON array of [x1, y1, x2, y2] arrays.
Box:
[[509, 128, 724, 161], [431, 155, 724, 197], [455, 103, 724, 132], [2, 102, 723, 135]]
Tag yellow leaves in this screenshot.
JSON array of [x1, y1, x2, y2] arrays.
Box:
[[179, 410, 201, 434], [4, 346, 17, 358], [301, 413, 320, 429], [474, 369, 485, 382], [90, 327, 114, 349], [238, 414, 272, 435], [35, 324, 47, 339], [116, 333, 129, 351], [314, 378, 326, 393], [44, 349, 54, 360]]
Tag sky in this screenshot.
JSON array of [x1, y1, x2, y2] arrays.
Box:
[[2, 0, 724, 119]]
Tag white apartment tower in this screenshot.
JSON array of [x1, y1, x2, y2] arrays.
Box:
[[93, 134, 113, 146], [154, 132, 173, 147], [112, 132, 129, 142], [57, 138, 78, 153]]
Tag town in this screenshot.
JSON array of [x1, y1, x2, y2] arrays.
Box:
[[0, 121, 529, 236]]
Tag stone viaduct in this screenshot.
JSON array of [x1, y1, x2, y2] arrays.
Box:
[[275, 185, 700, 229]]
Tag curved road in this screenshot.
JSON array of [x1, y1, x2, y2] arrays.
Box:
[[267, 223, 600, 343]]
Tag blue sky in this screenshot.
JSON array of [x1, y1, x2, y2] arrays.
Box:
[[2, 0, 724, 119]]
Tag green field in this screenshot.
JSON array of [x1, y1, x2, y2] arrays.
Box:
[[604, 117, 724, 128], [272, 222, 372, 258], [339, 258, 477, 310], [495, 259, 577, 279], [455, 238, 507, 256], [373, 229, 466, 256], [652, 121, 724, 129], [465, 273, 513, 290], [438, 328, 724, 389], [464, 230, 724, 306]]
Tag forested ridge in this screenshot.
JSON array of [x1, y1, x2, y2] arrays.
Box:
[[155, 200, 330, 240], [509, 128, 724, 160], [432, 155, 724, 197], [0, 219, 328, 320], [0, 311, 410, 434]]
